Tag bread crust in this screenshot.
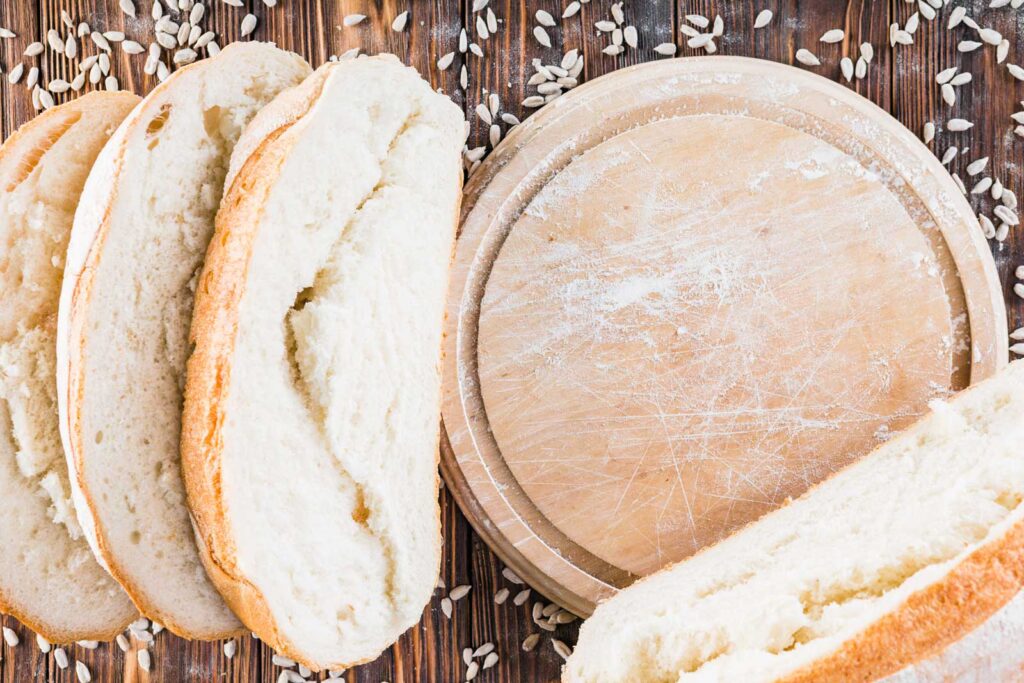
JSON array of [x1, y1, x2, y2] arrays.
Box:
[[780, 516, 1024, 683], [181, 58, 461, 670], [0, 92, 141, 643], [55, 47, 304, 641]]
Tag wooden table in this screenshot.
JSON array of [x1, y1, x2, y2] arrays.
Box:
[[1, 1, 1022, 682]]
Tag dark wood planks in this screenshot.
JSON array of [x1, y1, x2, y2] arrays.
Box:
[[0, 1, 1022, 682]]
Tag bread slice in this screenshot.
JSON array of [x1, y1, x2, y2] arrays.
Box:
[[56, 43, 311, 640], [181, 55, 464, 670], [0, 93, 140, 642], [564, 359, 1024, 683]]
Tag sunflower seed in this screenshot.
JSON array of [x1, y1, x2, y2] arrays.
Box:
[[992, 178, 1004, 200], [997, 223, 1011, 242], [919, 1, 936, 20], [840, 57, 854, 82], [1008, 64, 1024, 81], [994, 204, 1019, 225], [971, 177, 993, 194], [466, 661, 480, 681], [462, 647, 473, 666], [602, 44, 624, 55], [104, 31, 125, 42], [948, 6, 966, 28], [893, 30, 913, 46], [611, 3, 625, 25], [563, 2, 581, 18], [39, 89, 54, 109], [298, 665, 312, 678], [459, 28, 468, 52], [958, 40, 982, 52], [47, 29, 65, 53], [54, 648, 69, 669], [513, 588, 531, 605], [1015, 284, 1024, 300], [472, 0, 488, 10], [483, 652, 499, 669], [1012, 343, 1024, 355], [493, 588, 510, 604], [542, 603, 559, 618], [552, 639, 572, 660], [555, 610, 578, 624], [966, 157, 989, 176], [26, 66, 39, 88], [441, 597, 454, 617], [122, 40, 145, 54], [91, 32, 111, 51], [173, 48, 197, 64], [923, 121, 935, 143], [979, 214, 996, 238], [343, 13, 365, 26], [611, 27, 623, 45], [156, 31, 176, 49], [35, 634, 51, 653], [0, 27, 15, 38], [138, 649, 151, 672], [241, 13, 257, 36], [1017, 266, 1024, 281], [795, 49, 820, 66], [855, 55, 867, 77], [48, 78, 70, 93], [936, 67, 957, 84], [534, 26, 551, 47], [7, 62, 23, 83], [437, 52, 455, 70], [686, 14, 709, 28], [904, 13, 919, 35], [532, 602, 544, 620], [942, 84, 956, 106], [535, 10, 556, 27], [473, 643, 495, 658], [1003, 189, 1018, 209], [995, 39, 1011, 63], [977, 27, 1002, 46], [486, 8, 498, 33], [712, 15, 723, 37], [950, 72, 972, 87], [460, 65, 468, 89], [392, 11, 409, 32], [754, 9, 773, 29], [654, 42, 677, 56], [1012, 327, 1024, 341], [71, 72, 85, 90], [941, 147, 958, 164], [24, 42, 44, 57], [501, 113, 520, 125], [77, 22, 89, 37], [860, 42, 874, 62], [946, 118, 973, 131], [522, 95, 545, 107], [75, 661, 92, 683], [272, 654, 295, 667], [820, 29, 844, 43], [624, 25, 638, 48], [114, 634, 129, 652], [2, 628, 18, 647], [522, 633, 540, 651], [450, 585, 472, 601]]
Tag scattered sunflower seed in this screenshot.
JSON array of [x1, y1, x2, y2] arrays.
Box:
[[437, 52, 455, 70], [840, 57, 854, 82], [971, 177, 993, 195], [923, 122, 935, 143], [75, 661, 92, 683], [392, 11, 409, 32], [138, 649, 152, 672], [240, 13, 257, 36], [946, 118, 973, 132], [54, 647, 69, 669], [563, 2, 581, 19], [820, 29, 844, 43], [3, 627, 19, 647], [343, 14, 366, 27], [522, 633, 540, 652], [795, 49, 820, 66], [552, 639, 572, 660], [966, 157, 990, 176], [654, 42, 677, 56], [534, 26, 551, 48], [441, 597, 454, 617], [754, 9, 773, 29]]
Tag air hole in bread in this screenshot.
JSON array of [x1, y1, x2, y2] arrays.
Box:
[[6, 111, 82, 191], [144, 103, 172, 150]]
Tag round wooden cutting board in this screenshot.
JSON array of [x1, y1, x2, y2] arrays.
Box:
[[440, 57, 1008, 617]]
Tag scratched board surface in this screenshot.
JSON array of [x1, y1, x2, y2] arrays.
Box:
[[0, 1, 1022, 683]]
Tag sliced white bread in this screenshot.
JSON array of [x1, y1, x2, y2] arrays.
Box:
[[564, 359, 1024, 683], [56, 43, 311, 640], [0, 93, 139, 642], [181, 55, 464, 670]]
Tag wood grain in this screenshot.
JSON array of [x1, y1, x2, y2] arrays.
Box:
[[0, 1, 1021, 682]]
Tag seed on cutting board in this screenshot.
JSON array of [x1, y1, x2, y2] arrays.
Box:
[[654, 42, 677, 56], [501, 113, 520, 126], [473, 642, 495, 658], [272, 654, 296, 667], [1013, 327, 1024, 341], [450, 584, 472, 601], [958, 40, 982, 52], [3, 627, 19, 646], [486, 7, 498, 32], [462, 647, 473, 666], [855, 57, 867, 79], [466, 661, 480, 681], [819, 28, 845, 44], [483, 652, 499, 669], [0, 27, 15, 38], [595, 20, 615, 32], [460, 65, 468, 89], [922, 122, 935, 143], [754, 9, 773, 29], [860, 42, 873, 62], [1016, 283, 1024, 299], [563, 2, 581, 19], [75, 661, 91, 683], [992, 179, 1004, 201], [555, 610, 578, 624], [24, 41, 44, 56], [7, 63, 23, 84], [611, 2, 625, 25], [342, 13, 365, 27], [904, 13, 920, 35], [966, 157, 989, 176], [535, 9, 555, 27], [946, 118, 973, 131], [971, 177, 993, 195], [918, 2, 936, 20], [936, 67, 957, 84], [1008, 65, 1024, 81], [603, 44, 624, 56], [26, 66, 39, 88], [522, 95, 545, 107], [712, 15, 723, 37], [1003, 189, 1018, 209], [493, 587, 510, 604], [686, 14, 709, 28], [611, 28, 623, 46], [950, 72, 972, 87], [35, 634, 50, 653], [441, 597, 453, 617], [489, 124, 501, 147], [512, 588, 531, 605], [138, 649, 152, 672], [998, 40, 1010, 64], [47, 29, 64, 53], [941, 147, 958, 164], [795, 49, 820, 66], [534, 26, 551, 48], [948, 5, 966, 28], [476, 16, 489, 40], [392, 11, 409, 32], [688, 34, 713, 49], [54, 647, 69, 669], [437, 52, 455, 70], [624, 25, 638, 48], [997, 223, 1011, 242]]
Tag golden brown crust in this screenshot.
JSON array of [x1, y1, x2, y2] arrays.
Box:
[[780, 517, 1024, 683], [0, 92, 141, 644], [180, 67, 332, 665]]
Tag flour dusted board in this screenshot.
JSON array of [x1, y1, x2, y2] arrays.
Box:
[[441, 57, 1007, 617]]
